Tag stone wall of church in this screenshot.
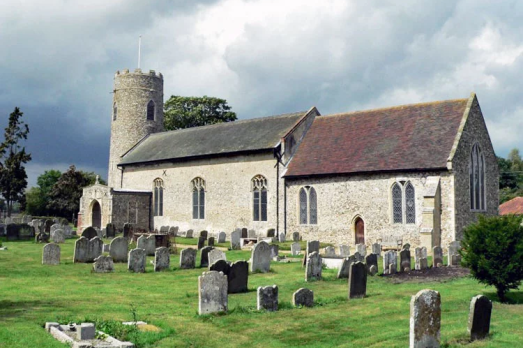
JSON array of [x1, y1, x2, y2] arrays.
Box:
[[120, 152, 281, 235], [78, 184, 112, 233], [285, 170, 455, 249], [111, 191, 151, 232]]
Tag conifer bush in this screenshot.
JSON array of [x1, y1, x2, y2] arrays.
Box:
[[461, 214, 523, 302]]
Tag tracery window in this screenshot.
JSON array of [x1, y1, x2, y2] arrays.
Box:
[[147, 100, 155, 121], [192, 177, 205, 219], [470, 143, 486, 211], [113, 103, 117, 121], [392, 183, 403, 223], [299, 186, 318, 225], [252, 175, 267, 221], [153, 178, 163, 216], [391, 181, 415, 224]]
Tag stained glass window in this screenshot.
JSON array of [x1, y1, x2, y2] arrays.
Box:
[[299, 187, 307, 224], [405, 182, 415, 224], [392, 183, 403, 223], [252, 175, 268, 221], [153, 178, 163, 216], [309, 187, 317, 224], [470, 143, 486, 211], [192, 177, 205, 219]]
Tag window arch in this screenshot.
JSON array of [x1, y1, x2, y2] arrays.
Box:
[[146, 100, 155, 121], [299, 186, 318, 225], [192, 177, 205, 219], [470, 143, 486, 211], [113, 103, 117, 121], [153, 178, 163, 216], [391, 181, 415, 224], [299, 188, 307, 224], [252, 175, 267, 221]]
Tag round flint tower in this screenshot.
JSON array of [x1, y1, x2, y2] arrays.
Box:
[[108, 68, 164, 188]]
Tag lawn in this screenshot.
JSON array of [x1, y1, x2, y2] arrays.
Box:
[[0, 237, 522, 347]]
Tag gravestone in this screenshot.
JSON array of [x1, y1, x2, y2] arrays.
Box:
[[88, 237, 103, 261], [230, 230, 241, 250], [200, 246, 215, 268], [415, 247, 428, 270], [50, 223, 61, 234], [200, 230, 208, 239], [6, 224, 19, 241], [241, 228, 248, 238], [383, 250, 397, 275], [353, 251, 364, 262], [168, 226, 178, 236], [293, 232, 300, 242], [278, 233, 286, 242], [42, 243, 60, 265], [371, 243, 381, 257], [109, 237, 128, 262], [305, 251, 322, 281], [35, 232, 50, 243], [45, 219, 53, 233], [103, 244, 109, 253], [267, 229, 275, 238], [356, 243, 367, 257], [82, 227, 97, 240], [19, 224, 35, 239], [186, 229, 194, 238], [348, 261, 367, 299], [198, 271, 228, 315], [270, 244, 279, 259], [74, 237, 90, 263], [218, 232, 226, 243], [324, 246, 336, 257], [228, 260, 249, 293], [160, 226, 169, 234], [250, 241, 271, 273], [106, 223, 116, 238], [337, 255, 356, 279], [248, 229, 256, 238], [339, 245, 350, 257], [303, 240, 320, 267], [51, 229, 65, 244], [197, 236, 206, 250], [154, 247, 170, 272], [468, 295, 492, 341], [448, 241, 461, 266], [433, 246, 443, 268], [257, 285, 278, 311], [292, 288, 314, 307], [365, 254, 378, 275], [208, 249, 227, 267], [123, 223, 134, 239], [210, 259, 230, 274], [400, 248, 411, 272], [291, 242, 301, 256], [403, 243, 411, 250], [207, 237, 215, 247], [180, 248, 197, 269], [137, 235, 156, 256], [128, 248, 146, 273], [93, 255, 114, 273], [410, 289, 441, 348]]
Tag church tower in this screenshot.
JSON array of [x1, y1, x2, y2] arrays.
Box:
[[108, 68, 164, 188]]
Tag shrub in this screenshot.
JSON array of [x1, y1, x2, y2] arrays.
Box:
[[461, 214, 523, 302]]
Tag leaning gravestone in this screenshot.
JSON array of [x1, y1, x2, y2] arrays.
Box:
[[410, 289, 441, 348], [324, 246, 336, 257], [337, 255, 355, 279], [81, 227, 97, 240], [400, 248, 411, 272], [154, 247, 170, 272], [257, 285, 278, 311], [365, 254, 378, 275], [230, 230, 241, 250], [207, 237, 215, 247], [355, 243, 367, 257], [291, 242, 301, 256], [93, 255, 114, 273], [383, 250, 397, 275], [128, 248, 146, 273], [303, 240, 320, 267], [218, 232, 226, 243], [448, 241, 461, 266], [109, 237, 128, 262], [353, 251, 364, 263], [105, 223, 116, 238], [339, 245, 350, 257], [74, 237, 90, 263], [305, 251, 322, 281], [180, 248, 197, 269], [210, 259, 230, 274], [51, 229, 65, 244], [433, 246, 443, 268], [293, 232, 300, 242], [250, 241, 271, 273], [198, 271, 228, 315], [270, 244, 279, 259], [371, 243, 381, 257], [200, 246, 215, 268], [348, 261, 367, 299], [468, 295, 492, 341], [197, 236, 206, 250], [293, 288, 314, 307], [415, 247, 428, 270], [42, 243, 60, 265], [208, 249, 226, 267], [228, 260, 249, 293]]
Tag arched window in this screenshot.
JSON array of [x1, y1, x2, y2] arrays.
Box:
[[192, 177, 205, 219], [153, 178, 163, 216], [470, 143, 486, 211], [299, 186, 318, 225], [113, 103, 117, 121], [252, 175, 267, 221], [392, 181, 415, 224], [146, 100, 155, 121]]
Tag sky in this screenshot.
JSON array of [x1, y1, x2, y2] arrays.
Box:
[[1, 0, 522, 187]]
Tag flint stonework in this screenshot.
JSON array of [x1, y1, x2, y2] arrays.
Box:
[[154, 247, 170, 271], [180, 248, 197, 269], [410, 289, 441, 348], [42, 243, 60, 265], [468, 295, 492, 341], [257, 285, 278, 311], [198, 271, 228, 315], [250, 241, 271, 273], [293, 288, 314, 307], [305, 251, 322, 281], [109, 237, 128, 262], [128, 248, 146, 273]]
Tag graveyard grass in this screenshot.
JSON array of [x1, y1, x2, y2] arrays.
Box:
[[1, 239, 522, 348]]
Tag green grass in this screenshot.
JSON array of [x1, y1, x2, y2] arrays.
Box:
[[0, 238, 522, 347]]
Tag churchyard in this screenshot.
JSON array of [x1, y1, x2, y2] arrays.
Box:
[[1, 235, 522, 347]]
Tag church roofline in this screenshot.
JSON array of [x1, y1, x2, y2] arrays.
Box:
[[284, 166, 449, 179], [446, 92, 476, 169]]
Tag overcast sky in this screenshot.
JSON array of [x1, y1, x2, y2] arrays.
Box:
[[1, 0, 522, 187]]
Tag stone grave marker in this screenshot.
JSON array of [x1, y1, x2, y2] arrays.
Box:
[[137, 235, 156, 256], [356, 243, 367, 257], [415, 247, 428, 270], [403, 243, 411, 250], [197, 236, 206, 250], [200, 230, 208, 239], [292, 288, 314, 307], [109, 236, 128, 262], [305, 251, 322, 281], [160, 226, 169, 234], [248, 229, 256, 238], [348, 261, 367, 299], [208, 249, 226, 267], [337, 255, 355, 279], [207, 237, 215, 247], [45, 219, 53, 233], [186, 229, 194, 238], [291, 242, 301, 255], [89, 237, 103, 261], [168, 226, 178, 236], [35, 232, 50, 243], [241, 228, 248, 238], [74, 237, 89, 263], [267, 229, 275, 238], [42, 243, 60, 265], [103, 244, 109, 253], [154, 247, 170, 271], [180, 248, 197, 269], [228, 260, 249, 293], [81, 227, 97, 240], [448, 241, 461, 266], [400, 248, 411, 272], [433, 246, 443, 268], [250, 241, 271, 273], [230, 230, 241, 250], [50, 223, 61, 234], [468, 295, 492, 341], [353, 251, 364, 262], [19, 224, 35, 239], [6, 224, 19, 241], [128, 248, 146, 273], [278, 233, 286, 242], [365, 254, 378, 275], [383, 250, 397, 275], [270, 244, 279, 259], [198, 271, 228, 315], [303, 240, 320, 267], [324, 246, 336, 257], [371, 243, 381, 257], [106, 223, 116, 238], [257, 285, 278, 311], [410, 289, 441, 348], [218, 232, 226, 243], [200, 246, 215, 268], [93, 255, 114, 273], [123, 223, 134, 239], [51, 229, 65, 244], [210, 259, 230, 274], [339, 245, 350, 257], [293, 232, 300, 242]]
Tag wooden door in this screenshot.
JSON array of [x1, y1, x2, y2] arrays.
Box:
[[355, 217, 365, 244]]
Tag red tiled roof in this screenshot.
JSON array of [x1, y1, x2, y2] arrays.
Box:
[[285, 98, 469, 177], [499, 197, 523, 215]]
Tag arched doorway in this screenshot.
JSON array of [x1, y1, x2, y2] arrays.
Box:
[[91, 201, 101, 229], [355, 217, 365, 244]]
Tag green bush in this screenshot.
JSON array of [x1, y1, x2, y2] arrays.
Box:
[[461, 214, 523, 302]]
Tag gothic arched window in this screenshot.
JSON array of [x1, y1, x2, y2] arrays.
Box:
[[309, 187, 317, 224], [299, 186, 318, 225], [192, 177, 205, 219], [113, 103, 117, 121], [392, 183, 403, 223], [146, 100, 155, 121], [392, 181, 415, 224], [470, 143, 486, 211], [153, 178, 163, 216], [252, 175, 268, 221], [405, 182, 416, 224], [299, 187, 307, 224]]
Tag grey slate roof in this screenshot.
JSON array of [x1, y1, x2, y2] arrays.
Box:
[[119, 111, 307, 165]]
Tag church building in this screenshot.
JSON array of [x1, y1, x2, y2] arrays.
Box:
[[78, 68, 499, 250]]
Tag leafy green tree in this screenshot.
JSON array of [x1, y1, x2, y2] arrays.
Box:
[[25, 187, 45, 216], [0, 107, 31, 216], [164, 95, 237, 131], [461, 214, 523, 302]]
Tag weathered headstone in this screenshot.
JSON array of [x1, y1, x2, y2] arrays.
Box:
[[74, 237, 89, 263], [42, 243, 60, 265], [403, 243, 411, 250], [51, 229, 65, 244], [230, 230, 241, 250], [270, 244, 279, 259], [293, 232, 300, 242], [339, 245, 350, 257], [209, 259, 230, 274], [400, 248, 411, 272], [180, 248, 197, 269], [303, 240, 320, 266], [448, 241, 461, 266], [44, 219, 53, 233], [415, 247, 428, 270], [154, 247, 170, 271], [433, 246, 443, 268], [200, 230, 208, 239], [50, 223, 61, 234], [248, 229, 256, 238], [6, 223, 19, 241], [128, 248, 146, 273], [168, 226, 178, 236], [250, 241, 271, 273], [291, 242, 301, 256], [197, 236, 206, 250], [257, 285, 278, 311], [109, 236, 128, 262], [198, 271, 228, 315], [137, 235, 156, 256], [93, 255, 114, 273], [207, 237, 215, 247], [241, 228, 248, 238], [186, 229, 194, 238], [468, 295, 492, 341], [305, 251, 322, 281], [324, 246, 336, 257], [228, 260, 249, 293], [278, 233, 286, 242], [410, 289, 441, 348], [82, 227, 97, 240], [353, 251, 364, 262], [292, 288, 314, 307], [123, 223, 134, 239], [89, 237, 103, 261], [365, 253, 378, 275], [371, 243, 381, 257], [383, 250, 397, 275], [348, 261, 367, 299], [200, 246, 215, 268], [106, 223, 116, 238], [337, 255, 355, 279], [35, 232, 50, 243], [208, 249, 227, 267], [218, 232, 226, 243], [356, 243, 367, 257]]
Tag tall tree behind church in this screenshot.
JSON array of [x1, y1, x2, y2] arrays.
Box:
[[0, 107, 31, 217], [163, 95, 237, 130]]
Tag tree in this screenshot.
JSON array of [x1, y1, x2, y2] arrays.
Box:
[[0, 107, 31, 216], [164, 95, 237, 131], [460, 214, 523, 302]]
